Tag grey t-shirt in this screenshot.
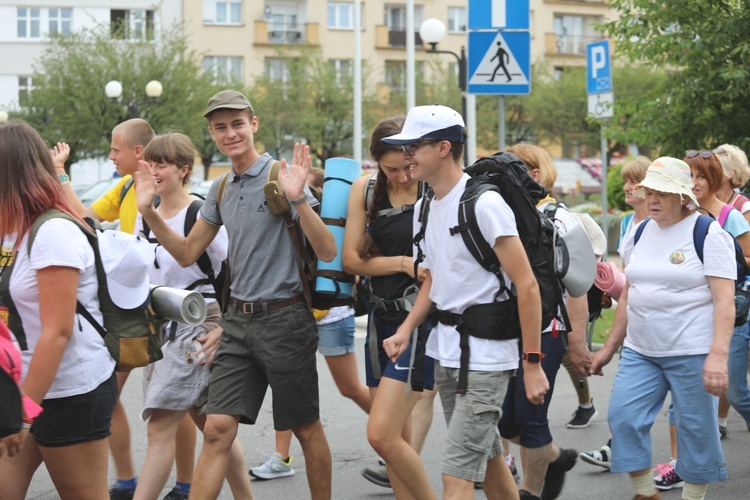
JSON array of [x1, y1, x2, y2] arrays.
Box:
[[200, 153, 319, 302]]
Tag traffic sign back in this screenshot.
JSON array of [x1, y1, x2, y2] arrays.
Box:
[[469, 0, 529, 30]]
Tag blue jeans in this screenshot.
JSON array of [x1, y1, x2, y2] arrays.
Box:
[[608, 348, 727, 484], [725, 319, 750, 422]]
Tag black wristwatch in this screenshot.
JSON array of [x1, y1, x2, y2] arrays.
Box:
[[523, 352, 546, 363]]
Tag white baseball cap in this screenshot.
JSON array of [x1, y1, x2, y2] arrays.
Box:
[[97, 230, 152, 310], [382, 104, 465, 145]]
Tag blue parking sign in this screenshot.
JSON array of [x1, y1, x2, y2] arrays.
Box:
[[586, 40, 612, 94]]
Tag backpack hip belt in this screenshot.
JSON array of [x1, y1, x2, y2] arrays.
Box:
[[436, 301, 520, 341], [370, 289, 419, 315]]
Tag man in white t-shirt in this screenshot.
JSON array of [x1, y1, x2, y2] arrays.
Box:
[[382, 105, 549, 499]]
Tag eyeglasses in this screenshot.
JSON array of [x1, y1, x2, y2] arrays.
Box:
[[685, 149, 715, 159], [401, 140, 438, 157]]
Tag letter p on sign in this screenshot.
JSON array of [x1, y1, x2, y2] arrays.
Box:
[[586, 40, 612, 94]]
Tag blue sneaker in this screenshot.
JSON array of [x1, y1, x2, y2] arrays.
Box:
[[109, 485, 136, 500]]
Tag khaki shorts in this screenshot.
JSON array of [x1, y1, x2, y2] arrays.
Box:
[[437, 366, 512, 483], [207, 302, 320, 430]]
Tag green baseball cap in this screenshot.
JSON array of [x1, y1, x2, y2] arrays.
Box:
[[204, 90, 254, 118]]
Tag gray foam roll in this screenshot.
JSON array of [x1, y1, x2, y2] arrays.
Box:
[[149, 285, 207, 325]]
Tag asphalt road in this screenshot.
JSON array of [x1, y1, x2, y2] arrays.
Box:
[[24, 316, 750, 499]]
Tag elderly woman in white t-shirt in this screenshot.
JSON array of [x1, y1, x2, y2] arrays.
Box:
[[590, 157, 735, 500]]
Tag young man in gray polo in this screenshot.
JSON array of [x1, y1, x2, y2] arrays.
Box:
[[134, 90, 337, 500]]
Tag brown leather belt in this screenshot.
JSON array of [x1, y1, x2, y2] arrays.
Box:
[[229, 295, 305, 314]]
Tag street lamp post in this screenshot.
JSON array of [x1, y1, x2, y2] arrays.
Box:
[[105, 79, 163, 119], [419, 18, 468, 167]]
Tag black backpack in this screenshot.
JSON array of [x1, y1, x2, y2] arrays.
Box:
[[141, 198, 228, 312], [414, 152, 570, 392]]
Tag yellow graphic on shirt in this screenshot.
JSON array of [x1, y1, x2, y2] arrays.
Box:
[[0, 243, 14, 325], [670, 251, 686, 265]]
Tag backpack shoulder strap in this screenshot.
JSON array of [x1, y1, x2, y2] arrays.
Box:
[[412, 189, 436, 277], [364, 172, 377, 213], [119, 177, 134, 204], [184, 199, 214, 279], [692, 214, 712, 263], [28, 210, 95, 254], [718, 204, 733, 228], [450, 181, 508, 292], [633, 217, 651, 246], [216, 171, 231, 207]]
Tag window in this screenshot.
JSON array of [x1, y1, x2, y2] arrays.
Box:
[[17, 7, 41, 39], [18, 77, 34, 106], [48, 8, 72, 36], [327, 2, 353, 29], [329, 59, 352, 84], [384, 4, 424, 30], [204, 56, 243, 83], [385, 60, 406, 93], [203, 0, 242, 24], [553, 15, 601, 55], [265, 58, 289, 83], [111, 9, 155, 40], [447, 7, 466, 33]]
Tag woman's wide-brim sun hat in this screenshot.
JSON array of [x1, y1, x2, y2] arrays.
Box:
[[634, 156, 699, 207]]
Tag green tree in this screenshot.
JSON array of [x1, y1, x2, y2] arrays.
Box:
[[607, 163, 627, 211], [251, 48, 378, 165], [21, 25, 220, 175], [601, 0, 750, 154]]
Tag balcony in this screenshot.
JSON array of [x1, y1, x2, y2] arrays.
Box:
[[375, 25, 423, 49], [254, 21, 319, 46], [545, 33, 603, 56]]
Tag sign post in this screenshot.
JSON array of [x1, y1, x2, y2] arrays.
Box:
[[587, 40, 613, 241]]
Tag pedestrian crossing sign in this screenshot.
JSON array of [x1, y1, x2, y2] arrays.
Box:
[[467, 31, 531, 95]]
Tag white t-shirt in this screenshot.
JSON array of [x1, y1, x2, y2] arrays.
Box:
[[623, 212, 736, 357], [135, 201, 228, 299], [618, 216, 645, 267], [416, 174, 520, 371], [5, 218, 115, 398]]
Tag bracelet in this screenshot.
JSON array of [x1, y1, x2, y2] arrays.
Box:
[[21, 421, 32, 429], [58, 173, 70, 185], [288, 193, 307, 206]]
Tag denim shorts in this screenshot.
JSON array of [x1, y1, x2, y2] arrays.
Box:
[[31, 372, 117, 447], [437, 366, 511, 483], [208, 302, 320, 430], [364, 313, 435, 390], [317, 315, 355, 356], [608, 348, 727, 484]]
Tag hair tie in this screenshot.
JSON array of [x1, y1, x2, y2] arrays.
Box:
[[365, 226, 373, 234]]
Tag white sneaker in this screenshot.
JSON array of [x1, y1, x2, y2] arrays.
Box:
[[249, 452, 295, 480]]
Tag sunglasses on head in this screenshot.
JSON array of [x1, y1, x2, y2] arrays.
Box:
[[685, 149, 715, 159]]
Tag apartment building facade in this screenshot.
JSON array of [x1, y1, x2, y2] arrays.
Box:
[[188, 0, 615, 94], [0, 1, 616, 136], [0, 0, 182, 110]]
